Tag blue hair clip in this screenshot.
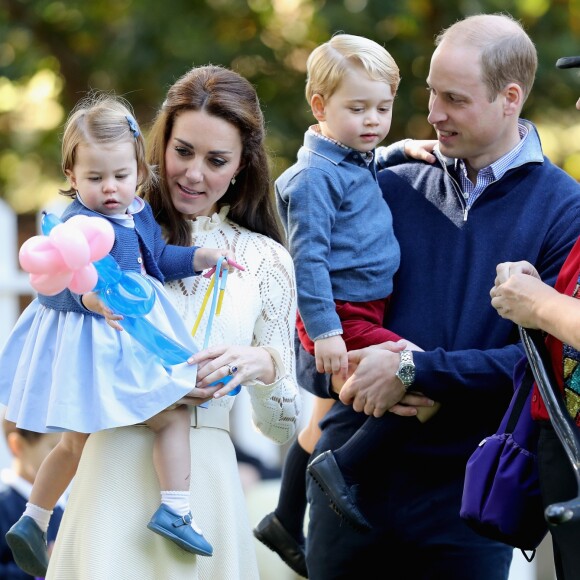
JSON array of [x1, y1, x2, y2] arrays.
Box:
[[125, 114, 140, 138]]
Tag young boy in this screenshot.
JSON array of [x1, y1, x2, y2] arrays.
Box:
[[0, 413, 64, 579], [254, 32, 438, 570]]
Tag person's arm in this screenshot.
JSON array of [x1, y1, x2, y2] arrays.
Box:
[[340, 342, 523, 417], [375, 139, 437, 169], [243, 243, 301, 445], [491, 259, 580, 350]]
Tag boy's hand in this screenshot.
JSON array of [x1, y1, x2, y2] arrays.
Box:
[[403, 139, 437, 164], [82, 291, 124, 331], [314, 335, 348, 379]]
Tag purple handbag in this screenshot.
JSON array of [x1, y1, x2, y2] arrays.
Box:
[[460, 356, 548, 558]]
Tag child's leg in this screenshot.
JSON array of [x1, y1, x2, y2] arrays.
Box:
[[275, 396, 334, 539], [7, 432, 88, 577], [253, 396, 333, 578], [27, 432, 88, 528], [146, 405, 191, 493], [145, 405, 213, 556], [333, 403, 441, 482]]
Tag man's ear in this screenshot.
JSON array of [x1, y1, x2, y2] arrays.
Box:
[[502, 82, 524, 117], [310, 94, 326, 122]]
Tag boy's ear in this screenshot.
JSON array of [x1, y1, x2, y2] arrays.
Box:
[[310, 94, 326, 122], [6, 431, 23, 458]]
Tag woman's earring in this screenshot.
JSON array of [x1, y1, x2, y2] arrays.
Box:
[[231, 176, 236, 185]]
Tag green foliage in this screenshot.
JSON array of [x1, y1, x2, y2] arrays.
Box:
[[1, 0, 579, 211]]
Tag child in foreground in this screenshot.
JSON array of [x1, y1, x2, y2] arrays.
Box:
[[0, 93, 240, 577]]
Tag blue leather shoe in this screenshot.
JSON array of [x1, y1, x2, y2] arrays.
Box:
[[253, 512, 308, 578], [5, 515, 49, 577], [308, 450, 371, 531], [147, 504, 213, 556]]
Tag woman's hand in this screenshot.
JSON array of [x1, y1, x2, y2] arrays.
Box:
[[490, 260, 548, 328], [82, 292, 124, 331], [188, 345, 276, 398], [175, 386, 219, 407]]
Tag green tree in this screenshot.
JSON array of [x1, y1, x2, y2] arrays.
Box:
[[1, 0, 579, 213]]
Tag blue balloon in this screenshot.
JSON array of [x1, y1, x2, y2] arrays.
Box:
[[100, 271, 156, 317], [40, 212, 240, 394]]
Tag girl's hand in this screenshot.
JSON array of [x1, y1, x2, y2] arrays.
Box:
[[82, 292, 124, 331], [194, 247, 245, 277], [188, 345, 275, 398]]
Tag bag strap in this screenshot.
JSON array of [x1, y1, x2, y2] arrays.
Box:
[[505, 362, 534, 434], [520, 326, 580, 524]]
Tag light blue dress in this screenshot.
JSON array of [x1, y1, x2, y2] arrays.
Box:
[[0, 199, 200, 434], [0, 276, 199, 434]]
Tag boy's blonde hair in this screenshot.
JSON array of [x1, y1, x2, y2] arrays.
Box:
[[59, 91, 156, 197], [305, 33, 400, 103]]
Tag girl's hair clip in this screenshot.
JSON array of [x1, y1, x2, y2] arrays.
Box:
[[125, 115, 140, 138]]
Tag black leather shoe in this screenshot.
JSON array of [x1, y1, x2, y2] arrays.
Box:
[[308, 450, 371, 531], [253, 512, 308, 578], [6, 515, 49, 577]]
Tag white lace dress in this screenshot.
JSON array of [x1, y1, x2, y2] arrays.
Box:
[[46, 207, 300, 580]]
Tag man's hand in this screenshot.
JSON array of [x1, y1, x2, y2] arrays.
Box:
[[339, 346, 406, 417]]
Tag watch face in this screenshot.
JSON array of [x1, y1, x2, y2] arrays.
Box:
[[398, 366, 414, 384], [397, 351, 415, 387]]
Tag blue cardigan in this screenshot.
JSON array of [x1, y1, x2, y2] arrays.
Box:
[[299, 120, 580, 467], [38, 199, 198, 314]]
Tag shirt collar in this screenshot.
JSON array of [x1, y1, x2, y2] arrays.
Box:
[[306, 125, 374, 165], [455, 121, 530, 181]]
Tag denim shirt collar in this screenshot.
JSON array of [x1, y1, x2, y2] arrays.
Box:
[[303, 126, 372, 166]]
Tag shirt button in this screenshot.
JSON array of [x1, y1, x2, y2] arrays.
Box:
[[137, 257, 143, 264]]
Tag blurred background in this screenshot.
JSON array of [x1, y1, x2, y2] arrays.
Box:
[[1, 0, 580, 216], [1, 2, 579, 578]]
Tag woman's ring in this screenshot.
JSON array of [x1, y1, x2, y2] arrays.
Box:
[[227, 364, 238, 376]]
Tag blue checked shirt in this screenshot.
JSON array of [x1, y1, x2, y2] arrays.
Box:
[[458, 123, 529, 208]]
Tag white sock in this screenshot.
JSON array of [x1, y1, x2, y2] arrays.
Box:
[[160, 490, 202, 534], [23, 502, 52, 533]]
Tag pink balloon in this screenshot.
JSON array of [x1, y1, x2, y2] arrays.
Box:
[[68, 264, 98, 294], [67, 215, 115, 262], [19, 236, 67, 274], [49, 223, 91, 270], [29, 271, 73, 296]]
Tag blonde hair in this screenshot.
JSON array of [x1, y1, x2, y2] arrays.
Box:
[[435, 13, 537, 104], [59, 92, 155, 197], [305, 33, 400, 103]]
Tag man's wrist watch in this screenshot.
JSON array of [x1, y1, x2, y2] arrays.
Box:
[[396, 350, 415, 391]]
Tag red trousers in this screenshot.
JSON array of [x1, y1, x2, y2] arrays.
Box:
[[296, 297, 402, 355]]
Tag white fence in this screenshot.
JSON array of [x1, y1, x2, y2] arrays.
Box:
[[0, 199, 34, 350]]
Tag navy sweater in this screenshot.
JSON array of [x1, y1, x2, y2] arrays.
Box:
[[0, 484, 63, 579], [301, 124, 580, 470]]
